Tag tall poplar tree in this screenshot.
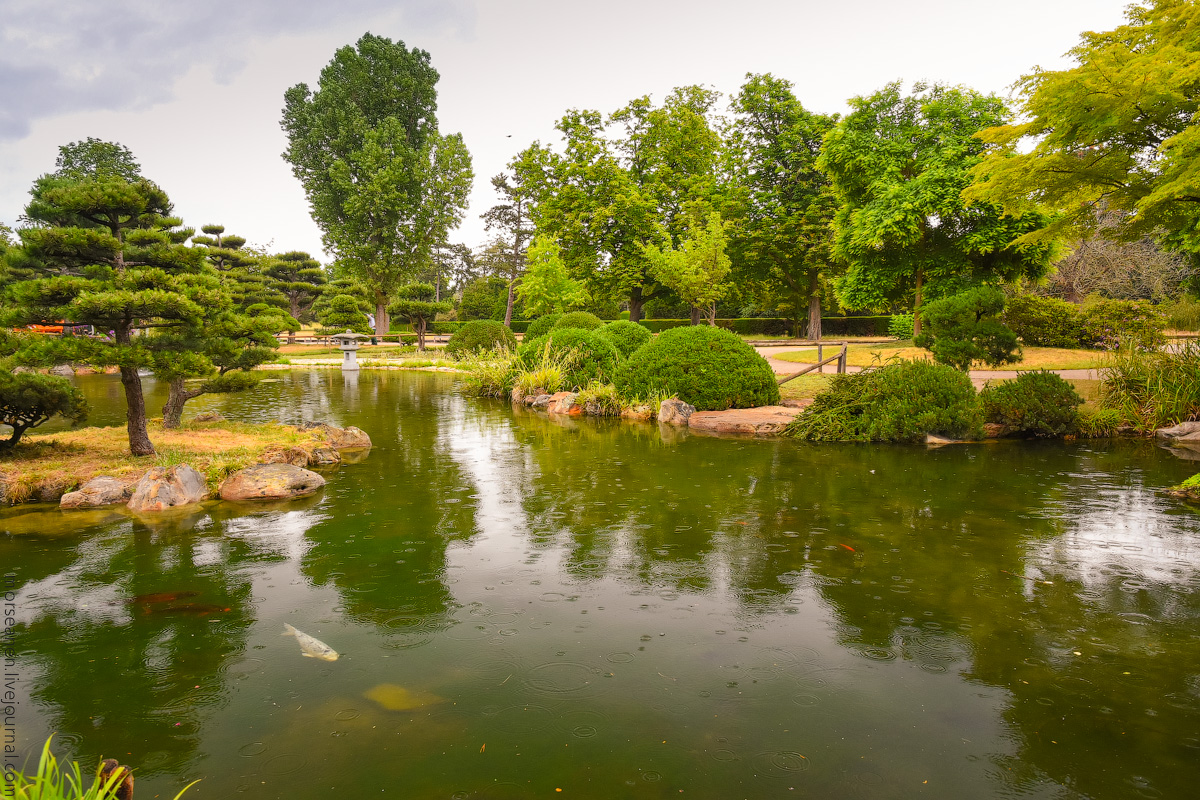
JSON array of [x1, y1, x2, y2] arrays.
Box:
[[282, 33, 473, 336]]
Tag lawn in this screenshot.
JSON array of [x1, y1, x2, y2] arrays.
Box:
[[771, 341, 1107, 371]]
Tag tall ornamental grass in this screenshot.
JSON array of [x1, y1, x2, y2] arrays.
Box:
[[1099, 341, 1200, 430], [11, 738, 197, 800]]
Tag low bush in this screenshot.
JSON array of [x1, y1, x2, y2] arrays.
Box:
[[1003, 294, 1087, 348], [785, 360, 981, 442], [597, 320, 653, 358], [1080, 298, 1167, 351], [888, 314, 914, 340], [979, 372, 1084, 437], [444, 319, 518, 359], [1077, 407, 1126, 438], [518, 328, 621, 389], [634, 316, 894, 336], [552, 311, 605, 331], [523, 313, 562, 340], [614, 325, 779, 411], [1099, 340, 1200, 430], [460, 348, 518, 398], [1161, 294, 1200, 332]]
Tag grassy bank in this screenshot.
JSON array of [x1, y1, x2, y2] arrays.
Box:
[[772, 342, 1106, 371], [0, 420, 324, 504]]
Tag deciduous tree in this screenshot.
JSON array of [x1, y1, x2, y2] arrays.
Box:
[[643, 211, 732, 325], [516, 235, 586, 317]]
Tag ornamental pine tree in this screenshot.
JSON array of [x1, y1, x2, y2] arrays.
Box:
[[1, 162, 210, 455], [390, 282, 451, 351], [263, 251, 327, 343]]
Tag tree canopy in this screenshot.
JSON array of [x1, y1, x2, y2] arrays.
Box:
[[282, 33, 472, 336]]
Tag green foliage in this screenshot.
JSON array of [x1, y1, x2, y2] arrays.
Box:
[[458, 275, 514, 321], [445, 319, 518, 359], [1076, 407, 1127, 438], [282, 33, 472, 334], [1002, 294, 1088, 348], [597, 319, 652, 358], [552, 311, 605, 331], [264, 250, 327, 326], [0, 372, 88, 447], [1080, 298, 1167, 351], [785, 360, 981, 442], [461, 348, 520, 398], [888, 314, 915, 339], [517, 328, 621, 389], [516, 234, 586, 316], [11, 738, 197, 800], [820, 82, 1055, 332], [52, 137, 142, 182], [318, 293, 372, 334], [643, 210, 732, 323], [524, 313, 563, 340], [966, 0, 1200, 253], [1098, 340, 1200, 430], [979, 372, 1084, 437], [575, 381, 623, 416], [614, 325, 779, 411], [1160, 294, 1200, 331], [390, 282, 453, 350], [914, 287, 1020, 370]]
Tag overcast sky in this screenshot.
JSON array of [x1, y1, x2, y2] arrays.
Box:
[[0, 0, 1133, 261]]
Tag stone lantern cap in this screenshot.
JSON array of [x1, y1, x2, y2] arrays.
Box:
[[331, 330, 370, 343]]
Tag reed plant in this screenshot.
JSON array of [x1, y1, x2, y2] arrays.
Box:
[[575, 381, 623, 416], [1160, 294, 1200, 332], [11, 738, 197, 800], [1098, 341, 1200, 430], [460, 346, 518, 398]]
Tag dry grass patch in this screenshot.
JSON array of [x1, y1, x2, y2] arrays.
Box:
[[778, 374, 832, 401], [1, 420, 324, 504], [772, 342, 1106, 371]]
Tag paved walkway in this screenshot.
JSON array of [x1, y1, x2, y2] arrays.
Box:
[[755, 345, 1101, 388]]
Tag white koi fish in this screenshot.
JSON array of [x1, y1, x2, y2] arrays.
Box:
[[282, 623, 339, 661]]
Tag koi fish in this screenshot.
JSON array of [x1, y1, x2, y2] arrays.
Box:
[[148, 603, 231, 616], [283, 623, 339, 661], [838, 543, 856, 552], [127, 591, 199, 605]]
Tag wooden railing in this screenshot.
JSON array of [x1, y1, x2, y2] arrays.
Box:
[[777, 341, 848, 386]]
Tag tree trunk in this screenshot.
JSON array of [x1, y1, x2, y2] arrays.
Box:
[[287, 297, 300, 344], [628, 289, 645, 324], [374, 294, 389, 337], [705, 302, 718, 326], [504, 280, 515, 328], [120, 366, 155, 456], [162, 378, 205, 430], [913, 267, 924, 339], [416, 319, 426, 352], [806, 270, 823, 341], [689, 306, 702, 326]]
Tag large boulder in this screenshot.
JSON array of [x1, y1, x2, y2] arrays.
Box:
[[60, 476, 133, 509], [657, 398, 695, 426], [219, 464, 326, 501], [301, 422, 372, 449], [127, 465, 207, 512], [1155, 421, 1200, 442], [547, 392, 581, 416], [687, 406, 800, 437]]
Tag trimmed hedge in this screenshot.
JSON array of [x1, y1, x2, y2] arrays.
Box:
[[597, 320, 652, 358], [552, 311, 605, 331], [429, 320, 531, 334], [1002, 295, 1087, 348], [614, 326, 780, 410], [523, 314, 562, 340], [980, 371, 1084, 437], [518, 328, 621, 389], [444, 319, 518, 359], [635, 317, 894, 337], [1003, 294, 1167, 351]]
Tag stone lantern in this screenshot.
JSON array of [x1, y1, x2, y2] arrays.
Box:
[[330, 330, 369, 371]]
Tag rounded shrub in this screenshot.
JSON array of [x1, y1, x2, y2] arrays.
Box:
[[518, 328, 621, 389], [979, 371, 1084, 437], [444, 319, 517, 359], [552, 311, 605, 331], [523, 313, 562, 341], [597, 320, 652, 358], [785, 360, 981, 442], [614, 325, 780, 411]]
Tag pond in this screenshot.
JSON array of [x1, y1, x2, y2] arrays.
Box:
[[3, 370, 1200, 799]]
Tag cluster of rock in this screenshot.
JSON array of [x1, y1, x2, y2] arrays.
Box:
[[58, 422, 371, 512], [511, 387, 805, 437]]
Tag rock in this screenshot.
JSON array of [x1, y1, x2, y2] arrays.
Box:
[[531, 394, 553, 409], [36, 477, 73, 503], [510, 386, 526, 405], [779, 398, 814, 409], [657, 398, 695, 426], [547, 392, 581, 416], [688, 406, 800, 437], [983, 423, 1009, 439], [60, 476, 133, 509], [307, 446, 341, 466], [261, 447, 311, 467], [48, 364, 75, 377], [219, 464, 326, 501], [925, 434, 966, 446], [127, 465, 207, 512], [620, 404, 654, 422], [192, 411, 226, 423], [1155, 421, 1200, 441], [300, 422, 372, 449]]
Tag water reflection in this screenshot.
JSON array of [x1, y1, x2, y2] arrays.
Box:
[[5, 372, 1200, 799]]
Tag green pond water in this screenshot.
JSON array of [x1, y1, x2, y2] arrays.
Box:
[[3, 370, 1200, 799]]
